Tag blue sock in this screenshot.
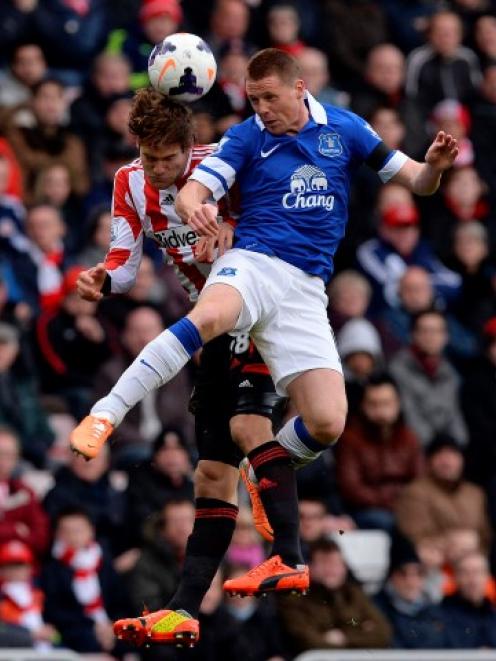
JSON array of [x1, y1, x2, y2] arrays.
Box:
[[169, 318, 203, 356]]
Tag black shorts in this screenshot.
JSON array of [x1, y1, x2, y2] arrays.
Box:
[[190, 334, 281, 467]]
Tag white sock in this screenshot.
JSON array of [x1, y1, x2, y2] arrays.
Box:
[[276, 417, 324, 468], [91, 329, 191, 426]]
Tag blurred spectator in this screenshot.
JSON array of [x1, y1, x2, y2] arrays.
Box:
[[0, 155, 25, 245], [320, 0, 388, 87], [374, 533, 447, 649], [32, 163, 85, 253], [357, 183, 461, 312], [472, 64, 496, 201], [266, 3, 305, 56], [299, 47, 349, 108], [379, 266, 477, 359], [207, 0, 254, 59], [378, 0, 443, 53], [405, 11, 481, 115], [327, 269, 372, 333], [92, 306, 194, 465], [125, 498, 194, 613], [336, 374, 423, 532], [474, 14, 496, 68], [106, 0, 183, 91], [225, 506, 264, 569], [449, 222, 496, 334], [0, 540, 58, 650], [395, 434, 491, 551], [0, 43, 47, 114], [217, 47, 250, 119], [222, 566, 286, 661], [298, 498, 355, 562], [430, 99, 475, 167], [75, 204, 111, 267], [24, 0, 108, 86], [83, 142, 137, 214], [352, 43, 405, 114], [337, 317, 384, 410], [126, 427, 194, 532], [0, 427, 50, 555], [70, 52, 131, 162], [0, 138, 23, 200], [7, 78, 89, 200], [462, 317, 496, 484], [369, 106, 406, 151], [35, 265, 109, 418], [390, 309, 468, 445], [278, 537, 391, 653], [41, 506, 127, 654], [44, 447, 126, 554], [442, 551, 496, 648], [0, 326, 54, 467]]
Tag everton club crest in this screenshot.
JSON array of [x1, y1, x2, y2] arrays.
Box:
[[318, 132, 343, 157]]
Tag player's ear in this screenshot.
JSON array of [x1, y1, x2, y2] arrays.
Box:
[[295, 78, 305, 99]]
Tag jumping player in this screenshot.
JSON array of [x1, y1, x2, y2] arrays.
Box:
[[72, 49, 458, 643], [73, 88, 291, 646]]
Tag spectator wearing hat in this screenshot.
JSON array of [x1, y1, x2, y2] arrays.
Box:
[[357, 183, 461, 313], [374, 533, 447, 649], [278, 537, 391, 654], [336, 374, 423, 532], [0, 326, 54, 467], [390, 309, 469, 446], [395, 433, 491, 553], [336, 317, 383, 411], [35, 265, 109, 418], [463, 317, 496, 485], [0, 540, 58, 650], [442, 551, 496, 649], [105, 0, 183, 91], [126, 426, 194, 539], [0, 427, 50, 554]]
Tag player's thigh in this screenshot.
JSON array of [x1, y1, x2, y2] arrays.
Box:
[[228, 337, 280, 453], [188, 283, 243, 341], [287, 368, 348, 444]]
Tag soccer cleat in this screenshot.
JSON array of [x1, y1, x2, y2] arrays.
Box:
[[113, 609, 199, 647], [69, 415, 114, 460], [223, 554, 309, 597], [239, 458, 274, 542]]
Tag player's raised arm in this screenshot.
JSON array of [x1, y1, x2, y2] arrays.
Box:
[[391, 130, 459, 195], [175, 180, 219, 237]]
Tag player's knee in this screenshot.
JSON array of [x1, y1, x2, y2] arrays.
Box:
[[306, 411, 347, 446], [230, 414, 273, 454], [188, 304, 224, 340]]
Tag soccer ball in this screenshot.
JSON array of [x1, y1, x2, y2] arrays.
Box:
[[148, 32, 217, 103]]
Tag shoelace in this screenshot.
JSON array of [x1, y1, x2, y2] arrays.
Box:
[[245, 557, 282, 578], [89, 420, 108, 439]]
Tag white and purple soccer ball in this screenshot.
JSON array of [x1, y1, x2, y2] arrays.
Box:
[[148, 32, 217, 103]]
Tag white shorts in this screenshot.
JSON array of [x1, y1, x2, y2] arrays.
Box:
[[202, 248, 342, 395]]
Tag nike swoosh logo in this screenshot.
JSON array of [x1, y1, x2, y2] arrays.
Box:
[[260, 145, 280, 158]]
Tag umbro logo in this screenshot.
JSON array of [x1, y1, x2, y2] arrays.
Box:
[[260, 145, 280, 158], [239, 379, 253, 388], [217, 267, 237, 276]]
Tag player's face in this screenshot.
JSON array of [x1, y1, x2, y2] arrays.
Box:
[[246, 74, 306, 135], [140, 142, 189, 188]]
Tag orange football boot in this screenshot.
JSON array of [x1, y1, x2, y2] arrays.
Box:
[[113, 609, 199, 647], [223, 554, 309, 597], [69, 415, 114, 460], [239, 458, 274, 542]]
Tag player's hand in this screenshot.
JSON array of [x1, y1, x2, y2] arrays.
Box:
[[425, 131, 459, 171], [187, 203, 219, 237], [77, 263, 107, 301], [195, 236, 216, 263], [217, 222, 234, 256]]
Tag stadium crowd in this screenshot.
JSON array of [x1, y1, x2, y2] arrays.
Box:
[[0, 0, 496, 658]]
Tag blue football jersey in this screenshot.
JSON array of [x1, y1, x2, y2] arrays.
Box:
[[190, 92, 407, 282]]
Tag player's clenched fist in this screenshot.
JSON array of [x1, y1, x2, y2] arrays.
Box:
[[77, 263, 107, 301], [186, 203, 219, 237]]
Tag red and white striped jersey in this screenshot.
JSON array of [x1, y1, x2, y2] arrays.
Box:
[[105, 144, 227, 301]]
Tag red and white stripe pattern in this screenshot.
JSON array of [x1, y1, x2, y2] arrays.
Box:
[[105, 144, 220, 301]]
